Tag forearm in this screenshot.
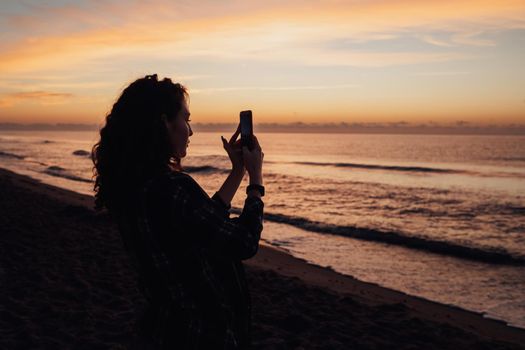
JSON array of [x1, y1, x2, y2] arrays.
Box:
[[247, 173, 263, 199], [216, 168, 246, 206]]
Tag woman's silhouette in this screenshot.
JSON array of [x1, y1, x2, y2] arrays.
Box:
[[91, 74, 264, 349]]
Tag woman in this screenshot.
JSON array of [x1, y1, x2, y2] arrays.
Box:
[[91, 74, 264, 349]]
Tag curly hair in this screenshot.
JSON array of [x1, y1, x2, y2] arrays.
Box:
[[91, 74, 188, 214]]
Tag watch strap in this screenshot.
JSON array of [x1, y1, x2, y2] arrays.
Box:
[[246, 184, 265, 197]]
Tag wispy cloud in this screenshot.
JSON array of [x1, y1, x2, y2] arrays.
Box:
[[0, 91, 74, 107], [451, 31, 496, 47], [0, 73, 212, 90], [413, 71, 471, 76], [419, 30, 499, 48], [191, 83, 360, 94], [419, 35, 455, 47]]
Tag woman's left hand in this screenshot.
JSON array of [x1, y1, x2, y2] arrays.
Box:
[[221, 125, 245, 173]]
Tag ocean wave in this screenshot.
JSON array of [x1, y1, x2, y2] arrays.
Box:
[[490, 157, 525, 162], [47, 165, 66, 171], [72, 150, 90, 157], [506, 206, 525, 215], [0, 151, 25, 160], [294, 161, 525, 179], [294, 161, 460, 174], [44, 166, 93, 183], [249, 211, 525, 265], [183, 165, 229, 174], [479, 171, 525, 179]]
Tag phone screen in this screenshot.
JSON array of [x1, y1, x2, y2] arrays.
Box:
[[240, 110, 253, 149]]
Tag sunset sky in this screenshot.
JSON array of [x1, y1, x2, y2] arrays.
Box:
[[0, 0, 524, 126]]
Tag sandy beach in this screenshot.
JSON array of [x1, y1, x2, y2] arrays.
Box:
[[1, 167, 524, 349]]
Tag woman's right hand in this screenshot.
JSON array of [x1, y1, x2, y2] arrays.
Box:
[[242, 135, 264, 184]]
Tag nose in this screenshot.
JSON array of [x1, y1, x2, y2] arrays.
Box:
[[189, 125, 194, 136]]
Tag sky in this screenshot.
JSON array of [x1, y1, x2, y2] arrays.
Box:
[[0, 0, 524, 127]]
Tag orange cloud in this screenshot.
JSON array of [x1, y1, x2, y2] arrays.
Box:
[[1, 0, 523, 124], [0, 91, 74, 107], [1, 0, 524, 74]]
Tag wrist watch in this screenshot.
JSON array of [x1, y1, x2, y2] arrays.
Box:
[[246, 184, 265, 197]]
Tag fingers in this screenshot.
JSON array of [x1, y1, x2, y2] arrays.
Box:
[[252, 135, 261, 150], [221, 136, 230, 150], [229, 124, 241, 144]]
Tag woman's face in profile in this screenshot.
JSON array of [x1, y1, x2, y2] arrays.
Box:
[[164, 100, 193, 159]]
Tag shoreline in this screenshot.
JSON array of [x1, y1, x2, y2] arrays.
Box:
[[1, 166, 524, 349]]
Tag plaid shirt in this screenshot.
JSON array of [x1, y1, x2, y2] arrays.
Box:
[[118, 170, 263, 349]]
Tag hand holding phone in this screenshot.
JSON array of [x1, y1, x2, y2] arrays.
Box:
[[239, 110, 264, 184]]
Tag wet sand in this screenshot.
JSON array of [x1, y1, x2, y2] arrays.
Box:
[[1, 167, 524, 349]]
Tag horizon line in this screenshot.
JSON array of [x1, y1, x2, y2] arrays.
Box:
[[1, 122, 524, 135]]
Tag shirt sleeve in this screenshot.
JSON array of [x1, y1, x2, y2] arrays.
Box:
[[166, 173, 264, 260]]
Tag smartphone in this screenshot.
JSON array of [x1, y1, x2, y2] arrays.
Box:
[[240, 110, 253, 150]]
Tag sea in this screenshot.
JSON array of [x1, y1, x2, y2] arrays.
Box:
[[1, 130, 524, 329]]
